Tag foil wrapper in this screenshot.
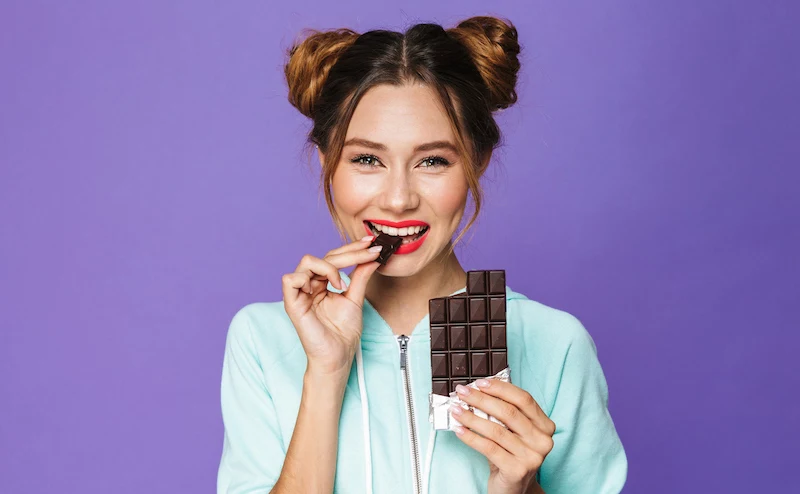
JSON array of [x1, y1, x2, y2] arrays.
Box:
[[429, 367, 511, 431]]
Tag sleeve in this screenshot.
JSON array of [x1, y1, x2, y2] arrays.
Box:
[[217, 307, 286, 494], [537, 316, 628, 494]]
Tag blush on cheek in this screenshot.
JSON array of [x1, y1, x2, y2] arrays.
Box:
[[331, 167, 383, 224], [436, 185, 469, 220]]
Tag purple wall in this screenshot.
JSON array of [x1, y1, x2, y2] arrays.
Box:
[[2, 1, 797, 492]]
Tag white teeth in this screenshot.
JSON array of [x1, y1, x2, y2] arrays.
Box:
[[369, 222, 427, 237]]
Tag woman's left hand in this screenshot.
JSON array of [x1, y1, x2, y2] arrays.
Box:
[[450, 379, 556, 494]]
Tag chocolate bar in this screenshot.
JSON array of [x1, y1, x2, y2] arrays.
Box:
[[430, 270, 507, 396], [368, 233, 403, 265]]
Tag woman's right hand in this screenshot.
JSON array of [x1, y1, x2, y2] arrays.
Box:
[[282, 236, 383, 376]]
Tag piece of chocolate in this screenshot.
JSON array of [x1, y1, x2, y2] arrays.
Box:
[[430, 270, 507, 396], [368, 233, 403, 265]]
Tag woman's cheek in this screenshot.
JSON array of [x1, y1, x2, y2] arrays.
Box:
[[429, 181, 469, 216], [332, 171, 379, 213]]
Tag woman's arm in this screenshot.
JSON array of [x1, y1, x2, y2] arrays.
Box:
[[270, 365, 350, 493], [217, 306, 360, 494], [537, 316, 628, 494]]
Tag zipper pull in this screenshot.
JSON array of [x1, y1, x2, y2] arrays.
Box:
[[398, 335, 408, 369]]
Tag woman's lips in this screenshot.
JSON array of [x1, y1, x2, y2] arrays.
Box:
[[363, 223, 429, 257], [365, 218, 428, 228]]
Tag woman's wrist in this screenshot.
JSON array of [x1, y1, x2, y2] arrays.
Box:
[[304, 365, 350, 399]]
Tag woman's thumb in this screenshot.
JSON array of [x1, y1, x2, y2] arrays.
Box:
[[344, 261, 381, 305]]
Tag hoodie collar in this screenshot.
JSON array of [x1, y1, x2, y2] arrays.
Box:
[[328, 270, 526, 340], [329, 271, 467, 341]]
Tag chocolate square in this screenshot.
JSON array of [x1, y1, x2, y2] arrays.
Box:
[[490, 324, 506, 349], [368, 233, 403, 265], [491, 351, 508, 375], [429, 298, 447, 324], [431, 326, 448, 351], [450, 326, 468, 350], [448, 297, 467, 323], [469, 297, 487, 322], [470, 324, 488, 349]]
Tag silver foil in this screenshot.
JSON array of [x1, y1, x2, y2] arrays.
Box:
[[429, 367, 511, 431]]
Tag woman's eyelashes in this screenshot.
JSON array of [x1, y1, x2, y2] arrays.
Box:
[[349, 153, 452, 169], [421, 155, 451, 168], [351, 154, 380, 167]]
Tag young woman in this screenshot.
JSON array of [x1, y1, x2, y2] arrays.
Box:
[[217, 16, 627, 494]]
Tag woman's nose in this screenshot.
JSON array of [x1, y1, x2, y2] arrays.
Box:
[[379, 172, 420, 213]]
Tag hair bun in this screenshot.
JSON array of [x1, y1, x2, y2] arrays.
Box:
[[284, 28, 360, 119], [447, 16, 521, 110]]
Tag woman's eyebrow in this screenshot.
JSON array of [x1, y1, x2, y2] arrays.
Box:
[[343, 137, 458, 153]]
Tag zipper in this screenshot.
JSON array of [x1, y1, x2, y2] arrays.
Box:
[[398, 334, 422, 494]]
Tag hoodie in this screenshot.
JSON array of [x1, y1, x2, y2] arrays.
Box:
[[217, 271, 628, 493]]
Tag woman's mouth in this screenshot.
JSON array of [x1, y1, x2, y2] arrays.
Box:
[[363, 220, 430, 255]]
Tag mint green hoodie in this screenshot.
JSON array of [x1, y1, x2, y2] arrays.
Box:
[[217, 271, 627, 493]]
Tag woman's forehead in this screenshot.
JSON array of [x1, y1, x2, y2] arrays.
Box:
[[345, 83, 455, 147]]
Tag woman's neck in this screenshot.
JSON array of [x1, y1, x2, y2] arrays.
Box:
[[364, 248, 467, 335]]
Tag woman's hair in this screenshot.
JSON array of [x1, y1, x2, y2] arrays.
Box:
[[284, 16, 521, 249]]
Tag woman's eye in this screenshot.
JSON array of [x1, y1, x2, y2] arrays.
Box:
[[420, 156, 450, 168], [351, 155, 380, 167], [350, 154, 450, 168]]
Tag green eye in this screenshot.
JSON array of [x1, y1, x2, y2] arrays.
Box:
[[420, 156, 450, 168], [351, 154, 380, 167]]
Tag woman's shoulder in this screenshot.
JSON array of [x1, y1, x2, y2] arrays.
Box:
[[225, 301, 301, 365], [505, 286, 604, 415], [506, 286, 595, 350]]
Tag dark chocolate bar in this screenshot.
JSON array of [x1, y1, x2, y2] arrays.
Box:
[[368, 233, 403, 265], [430, 270, 507, 396]]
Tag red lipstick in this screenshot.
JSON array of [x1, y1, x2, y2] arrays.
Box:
[[365, 219, 429, 228], [363, 219, 430, 257]]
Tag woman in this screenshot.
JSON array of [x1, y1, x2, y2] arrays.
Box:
[[217, 16, 627, 494]]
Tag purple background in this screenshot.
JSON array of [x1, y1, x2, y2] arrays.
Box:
[[2, 1, 797, 492]]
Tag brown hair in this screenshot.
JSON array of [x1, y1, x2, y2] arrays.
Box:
[[284, 16, 521, 250]]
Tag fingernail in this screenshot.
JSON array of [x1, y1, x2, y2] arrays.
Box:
[[476, 379, 490, 388], [456, 384, 470, 396], [454, 426, 465, 436], [449, 404, 463, 416], [361, 235, 374, 242], [368, 245, 383, 253]]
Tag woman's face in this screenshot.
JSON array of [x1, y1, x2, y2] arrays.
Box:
[[326, 82, 470, 277]]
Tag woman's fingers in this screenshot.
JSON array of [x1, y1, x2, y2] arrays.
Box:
[[454, 385, 532, 436], [451, 405, 529, 458], [281, 272, 312, 306], [453, 422, 516, 470], [289, 238, 381, 300], [344, 259, 382, 305], [323, 235, 375, 258], [295, 254, 347, 290], [293, 243, 381, 294], [463, 381, 556, 436], [323, 247, 383, 277]]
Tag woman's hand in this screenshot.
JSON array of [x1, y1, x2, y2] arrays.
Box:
[[281, 236, 382, 376], [450, 380, 556, 494]]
